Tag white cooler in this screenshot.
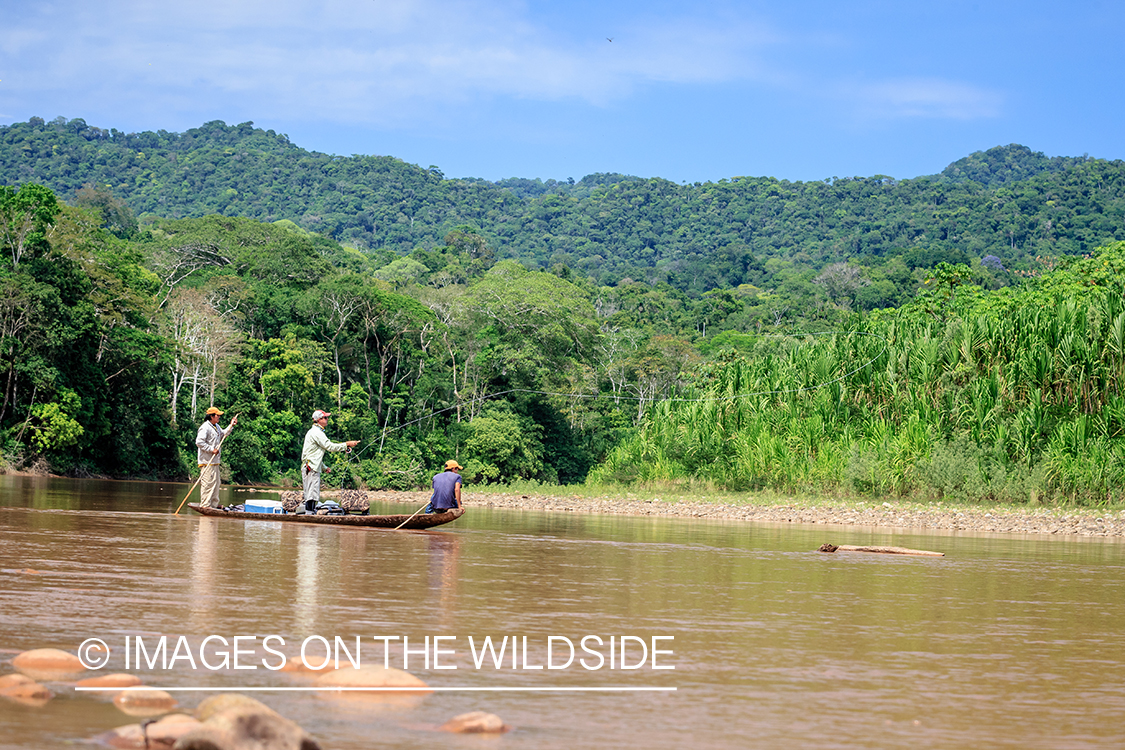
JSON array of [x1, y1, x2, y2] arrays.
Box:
[[245, 499, 284, 514]]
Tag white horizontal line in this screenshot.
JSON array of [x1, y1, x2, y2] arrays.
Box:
[[75, 686, 676, 692]]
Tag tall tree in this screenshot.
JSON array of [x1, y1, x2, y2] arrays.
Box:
[[0, 183, 59, 270]]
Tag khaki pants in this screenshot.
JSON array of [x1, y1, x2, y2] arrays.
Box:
[[302, 466, 321, 508], [199, 464, 221, 508]]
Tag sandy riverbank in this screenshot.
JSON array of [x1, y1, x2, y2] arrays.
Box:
[[309, 487, 1125, 538]]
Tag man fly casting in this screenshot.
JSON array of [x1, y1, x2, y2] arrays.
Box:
[[300, 410, 359, 514]]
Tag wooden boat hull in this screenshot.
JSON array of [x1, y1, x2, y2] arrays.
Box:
[[187, 503, 463, 529]]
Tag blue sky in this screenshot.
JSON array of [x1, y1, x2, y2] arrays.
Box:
[[1, 0, 1122, 184]]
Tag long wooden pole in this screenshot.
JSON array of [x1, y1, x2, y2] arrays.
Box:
[[393, 501, 430, 530], [175, 415, 238, 515], [173, 473, 207, 516]]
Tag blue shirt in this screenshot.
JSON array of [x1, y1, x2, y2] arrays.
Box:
[[430, 471, 462, 509]]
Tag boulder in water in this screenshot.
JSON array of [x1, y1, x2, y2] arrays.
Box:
[[313, 665, 429, 691], [77, 673, 144, 691], [0, 679, 54, 707], [195, 693, 275, 721], [113, 688, 178, 716], [313, 665, 430, 710], [95, 714, 201, 748], [0, 674, 34, 690], [11, 648, 86, 679], [439, 711, 511, 733], [278, 656, 333, 674], [175, 693, 320, 750]]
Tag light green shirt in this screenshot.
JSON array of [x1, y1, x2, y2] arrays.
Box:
[[301, 424, 347, 472]]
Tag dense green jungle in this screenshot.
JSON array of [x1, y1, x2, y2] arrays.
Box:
[[1, 116, 1123, 505]]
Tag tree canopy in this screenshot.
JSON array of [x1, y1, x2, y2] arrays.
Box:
[[4, 118, 1124, 296]]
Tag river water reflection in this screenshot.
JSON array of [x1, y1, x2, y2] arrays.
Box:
[[2, 475, 1125, 749]]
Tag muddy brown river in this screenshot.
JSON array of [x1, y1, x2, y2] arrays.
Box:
[[2, 475, 1124, 749]]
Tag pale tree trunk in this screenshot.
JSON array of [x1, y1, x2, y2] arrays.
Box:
[[190, 367, 199, 423], [334, 345, 343, 408], [164, 289, 229, 426], [169, 365, 184, 427]]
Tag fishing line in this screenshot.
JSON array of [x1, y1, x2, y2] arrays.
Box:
[[338, 329, 887, 460]]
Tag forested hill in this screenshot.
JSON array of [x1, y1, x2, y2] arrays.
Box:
[[3, 117, 1125, 292], [937, 144, 1096, 187]]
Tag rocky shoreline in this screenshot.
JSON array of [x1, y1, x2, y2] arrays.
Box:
[[323, 488, 1125, 538]]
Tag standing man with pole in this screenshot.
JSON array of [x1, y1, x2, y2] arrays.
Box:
[[300, 410, 359, 514], [196, 406, 238, 508]]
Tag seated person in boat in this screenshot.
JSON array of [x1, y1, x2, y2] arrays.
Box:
[[426, 460, 463, 513]]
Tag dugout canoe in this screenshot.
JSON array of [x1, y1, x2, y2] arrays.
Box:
[[187, 503, 463, 529]]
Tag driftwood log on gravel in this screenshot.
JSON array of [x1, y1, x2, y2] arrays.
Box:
[[818, 543, 944, 557]]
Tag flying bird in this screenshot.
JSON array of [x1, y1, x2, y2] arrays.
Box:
[[606, 37, 613, 42]]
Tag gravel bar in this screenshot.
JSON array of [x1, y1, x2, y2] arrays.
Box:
[[333, 489, 1125, 538]]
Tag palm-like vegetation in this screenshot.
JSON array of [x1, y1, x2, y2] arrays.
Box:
[[591, 243, 1125, 505]]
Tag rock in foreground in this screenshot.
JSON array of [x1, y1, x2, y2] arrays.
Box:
[[77, 673, 144, 691], [113, 688, 178, 716], [11, 648, 86, 679], [96, 714, 201, 748], [313, 665, 429, 691], [440, 711, 511, 733], [0, 679, 54, 707], [0, 674, 34, 690], [174, 694, 320, 750], [278, 656, 338, 674], [313, 666, 430, 710]]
